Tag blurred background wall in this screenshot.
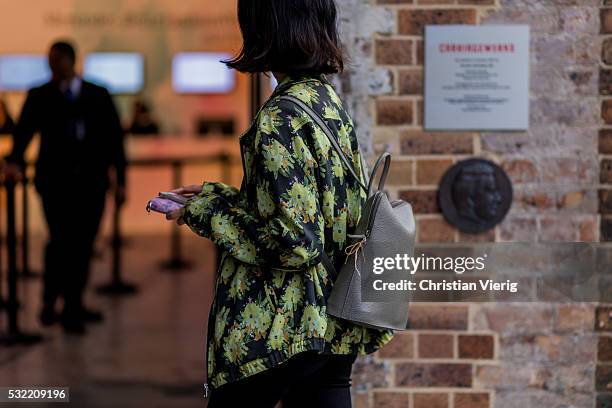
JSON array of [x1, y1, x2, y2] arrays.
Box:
[[0, 0, 252, 236], [0, 0, 248, 134]]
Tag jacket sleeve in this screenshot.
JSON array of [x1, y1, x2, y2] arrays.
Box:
[[200, 181, 239, 203], [183, 101, 325, 270], [6, 90, 39, 166]]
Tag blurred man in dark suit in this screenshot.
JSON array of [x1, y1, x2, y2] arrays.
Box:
[[4, 40, 127, 334], [0, 98, 15, 134]]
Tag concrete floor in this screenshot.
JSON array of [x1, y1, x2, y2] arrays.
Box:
[[0, 232, 217, 408]]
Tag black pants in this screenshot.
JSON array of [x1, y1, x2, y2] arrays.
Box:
[[207, 352, 357, 408], [39, 184, 106, 313]]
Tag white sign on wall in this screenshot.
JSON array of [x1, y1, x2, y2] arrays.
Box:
[[424, 25, 530, 131]]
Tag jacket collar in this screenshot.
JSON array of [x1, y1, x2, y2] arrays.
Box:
[[239, 73, 330, 142], [271, 73, 329, 97]]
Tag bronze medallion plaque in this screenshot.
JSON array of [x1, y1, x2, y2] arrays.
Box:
[[438, 158, 513, 234]]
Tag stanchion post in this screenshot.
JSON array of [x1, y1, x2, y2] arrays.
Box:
[[0, 179, 5, 310], [7, 178, 18, 333], [0, 177, 42, 345], [20, 173, 38, 279], [96, 188, 138, 296]]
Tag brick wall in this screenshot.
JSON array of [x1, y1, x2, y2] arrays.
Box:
[[334, 0, 610, 407], [339, 0, 602, 244], [602, 4, 612, 243], [350, 303, 606, 408], [597, 306, 612, 408], [598, 5, 612, 404]]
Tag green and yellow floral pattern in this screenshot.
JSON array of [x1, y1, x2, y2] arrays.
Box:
[[184, 75, 393, 389]]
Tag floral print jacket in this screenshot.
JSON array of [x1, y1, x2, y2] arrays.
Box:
[[183, 74, 393, 389]]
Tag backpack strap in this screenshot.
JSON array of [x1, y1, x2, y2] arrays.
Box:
[[367, 152, 392, 197], [319, 251, 338, 277], [280, 95, 371, 277], [279, 95, 368, 193]]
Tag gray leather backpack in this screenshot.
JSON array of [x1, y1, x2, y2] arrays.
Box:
[[280, 96, 416, 331]]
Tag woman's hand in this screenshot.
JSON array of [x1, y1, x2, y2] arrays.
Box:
[[166, 184, 203, 225], [166, 207, 186, 225], [171, 184, 202, 197]]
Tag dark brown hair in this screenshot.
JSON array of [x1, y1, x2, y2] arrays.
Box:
[[224, 0, 344, 75]]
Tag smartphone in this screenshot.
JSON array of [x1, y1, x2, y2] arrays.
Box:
[[146, 192, 190, 215], [158, 192, 189, 205]]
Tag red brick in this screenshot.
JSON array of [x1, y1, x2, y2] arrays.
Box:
[[377, 333, 414, 358], [458, 0, 494, 3], [502, 159, 537, 184], [603, 219, 612, 242], [601, 190, 612, 215], [398, 190, 439, 214], [596, 306, 612, 332], [601, 69, 612, 95], [596, 365, 612, 392], [602, 9, 612, 34], [535, 335, 565, 362], [413, 393, 448, 408], [376, 39, 413, 66], [400, 132, 473, 155], [399, 9, 477, 36], [555, 305, 595, 333], [418, 334, 454, 358], [376, 99, 414, 126], [579, 218, 598, 242], [417, 0, 453, 4], [416, 159, 453, 185], [458, 335, 494, 359], [396, 363, 472, 387], [373, 391, 410, 408], [458, 229, 495, 243], [514, 190, 554, 211], [418, 218, 455, 243], [377, 0, 413, 3], [454, 393, 490, 408], [387, 160, 414, 186], [500, 217, 537, 242], [602, 159, 612, 184], [408, 305, 468, 330], [416, 40, 424, 65], [540, 217, 576, 242], [603, 100, 612, 124], [473, 305, 554, 334], [604, 38, 612, 65], [398, 69, 423, 95], [559, 191, 586, 210], [541, 158, 591, 184], [600, 129, 612, 154], [353, 393, 369, 408], [599, 336, 612, 362], [474, 365, 531, 389], [598, 394, 612, 408]]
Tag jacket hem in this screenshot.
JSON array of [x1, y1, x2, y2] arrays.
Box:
[[209, 329, 395, 391]]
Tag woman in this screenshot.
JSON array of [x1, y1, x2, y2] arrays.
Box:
[[168, 0, 393, 406]]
